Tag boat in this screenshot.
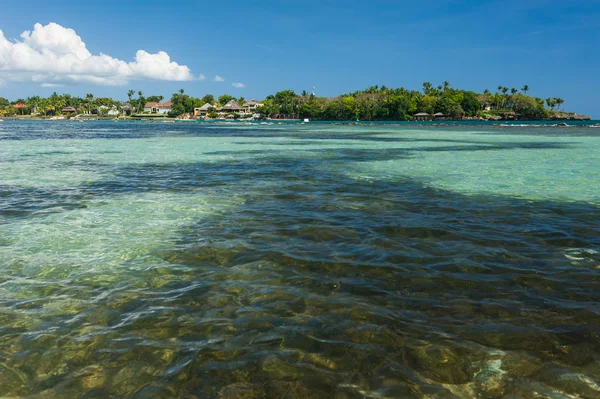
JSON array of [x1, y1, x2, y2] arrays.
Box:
[[304, 118, 310, 123], [0, 119, 4, 122]]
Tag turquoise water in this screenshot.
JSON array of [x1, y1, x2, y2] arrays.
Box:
[[1, 121, 599, 398]]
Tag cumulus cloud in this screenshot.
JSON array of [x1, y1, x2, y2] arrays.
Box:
[[232, 82, 245, 88], [0, 22, 195, 86], [198, 74, 206, 81], [213, 75, 225, 82]]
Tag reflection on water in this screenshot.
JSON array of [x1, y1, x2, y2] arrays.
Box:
[[0, 121, 599, 398]]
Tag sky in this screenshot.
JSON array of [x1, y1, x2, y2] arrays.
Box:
[[0, 0, 599, 117]]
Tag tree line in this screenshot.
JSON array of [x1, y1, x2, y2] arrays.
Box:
[[0, 82, 569, 120]]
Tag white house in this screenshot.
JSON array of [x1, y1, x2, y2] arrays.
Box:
[[98, 105, 121, 116], [243, 100, 263, 114], [144, 101, 173, 114]]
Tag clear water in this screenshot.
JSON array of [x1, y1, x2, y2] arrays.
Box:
[[1, 121, 599, 398]]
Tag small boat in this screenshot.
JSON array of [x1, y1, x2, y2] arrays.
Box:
[[304, 118, 310, 123], [0, 119, 4, 122]]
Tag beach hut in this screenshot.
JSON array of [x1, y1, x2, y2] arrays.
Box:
[[414, 112, 430, 120], [433, 112, 445, 119], [62, 106, 77, 114]]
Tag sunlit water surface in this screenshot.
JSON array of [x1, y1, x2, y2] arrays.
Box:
[[1, 121, 599, 398]]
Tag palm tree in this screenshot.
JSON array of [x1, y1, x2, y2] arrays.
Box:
[[422, 82, 433, 96], [127, 89, 135, 103], [521, 85, 529, 95], [137, 91, 144, 113], [554, 97, 564, 111], [501, 87, 509, 109], [511, 88, 518, 95], [443, 81, 451, 92], [483, 89, 490, 95], [545, 98, 555, 110], [85, 93, 94, 114], [497, 85, 503, 93], [179, 89, 184, 95]]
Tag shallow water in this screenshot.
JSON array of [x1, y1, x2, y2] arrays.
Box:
[[1, 121, 599, 398]]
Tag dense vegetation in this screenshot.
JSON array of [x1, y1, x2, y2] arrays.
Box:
[[0, 82, 575, 120]]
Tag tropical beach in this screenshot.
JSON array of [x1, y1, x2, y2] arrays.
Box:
[[1, 1, 600, 398], [0, 84, 592, 122]]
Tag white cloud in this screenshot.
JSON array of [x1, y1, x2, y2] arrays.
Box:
[[40, 83, 65, 88], [198, 74, 206, 81], [232, 82, 245, 88], [0, 22, 195, 86], [213, 75, 225, 82]]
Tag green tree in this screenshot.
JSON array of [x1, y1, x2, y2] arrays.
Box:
[[554, 97, 564, 111], [202, 94, 215, 104], [85, 93, 94, 114], [145, 95, 164, 103], [422, 82, 434, 96], [218, 94, 234, 105], [137, 91, 145, 113], [461, 91, 480, 117], [521, 85, 529, 95], [168, 103, 186, 117]]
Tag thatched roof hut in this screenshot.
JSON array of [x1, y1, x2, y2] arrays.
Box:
[[221, 100, 243, 112], [62, 106, 77, 113], [414, 112, 430, 117]]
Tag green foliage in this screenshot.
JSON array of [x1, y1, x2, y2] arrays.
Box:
[[0, 82, 572, 121], [202, 94, 215, 104], [461, 91, 480, 117], [218, 94, 234, 106], [512, 94, 548, 119], [145, 95, 164, 103], [168, 103, 186, 118]]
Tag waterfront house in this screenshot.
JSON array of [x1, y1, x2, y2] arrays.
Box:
[[220, 100, 243, 114], [477, 95, 493, 111], [62, 106, 77, 114], [98, 105, 121, 116], [13, 103, 27, 115], [144, 101, 173, 114], [120, 103, 133, 116], [194, 103, 214, 117], [242, 100, 263, 113]]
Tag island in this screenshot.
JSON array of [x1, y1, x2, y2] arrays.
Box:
[[0, 82, 591, 121]]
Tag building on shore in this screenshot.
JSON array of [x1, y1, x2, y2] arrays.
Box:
[[194, 103, 214, 118], [242, 100, 263, 113], [120, 103, 133, 116], [144, 101, 173, 114], [97, 105, 121, 116], [62, 106, 77, 114], [414, 112, 430, 120], [220, 100, 244, 114]]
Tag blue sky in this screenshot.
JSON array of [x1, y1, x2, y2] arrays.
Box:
[[0, 0, 599, 117]]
